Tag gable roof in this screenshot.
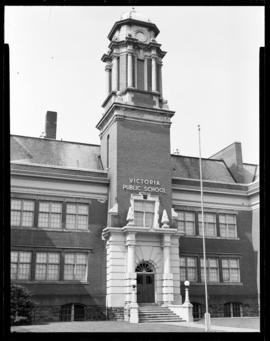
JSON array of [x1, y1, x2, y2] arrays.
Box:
[[171, 155, 236, 183], [10, 135, 103, 170]]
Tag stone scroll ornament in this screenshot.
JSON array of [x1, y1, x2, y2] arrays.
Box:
[[161, 209, 169, 228], [126, 199, 134, 225]]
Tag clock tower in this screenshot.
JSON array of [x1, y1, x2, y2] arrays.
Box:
[[97, 9, 183, 318]]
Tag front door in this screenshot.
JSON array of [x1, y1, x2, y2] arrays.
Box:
[[137, 274, 155, 303]]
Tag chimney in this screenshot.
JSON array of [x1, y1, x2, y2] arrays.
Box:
[[45, 111, 57, 139]]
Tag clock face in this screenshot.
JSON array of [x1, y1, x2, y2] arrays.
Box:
[[136, 31, 146, 42]]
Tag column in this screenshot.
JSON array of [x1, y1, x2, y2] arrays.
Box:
[[127, 233, 136, 273], [111, 55, 118, 91], [159, 63, 163, 96], [151, 56, 157, 92], [105, 64, 111, 95], [144, 58, 148, 91], [162, 234, 174, 306], [126, 232, 137, 303], [127, 53, 133, 88]]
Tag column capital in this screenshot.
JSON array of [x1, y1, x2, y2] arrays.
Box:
[[162, 233, 171, 247], [126, 232, 136, 246]]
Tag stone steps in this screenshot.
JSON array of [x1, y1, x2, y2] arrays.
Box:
[[138, 304, 184, 323]]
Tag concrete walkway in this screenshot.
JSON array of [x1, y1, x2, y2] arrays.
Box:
[[11, 318, 260, 333]]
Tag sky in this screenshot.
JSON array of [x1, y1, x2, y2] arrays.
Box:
[[5, 6, 264, 164]]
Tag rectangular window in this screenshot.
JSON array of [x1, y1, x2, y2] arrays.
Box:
[[64, 253, 88, 282], [200, 258, 219, 282], [38, 201, 62, 229], [198, 213, 217, 237], [134, 200, 155, 227], [178, 211, 195, 235], [180, 256, 197, 282], [219, 214, 237, 238], [11, 251, 32, 280], [221, 258, 240, 282], [35, 252, 60, 281], [11, 199, 35, 227], [66, 204, 88, 230]]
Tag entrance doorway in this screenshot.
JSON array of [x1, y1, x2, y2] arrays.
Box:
[[136, 261, 155, 303]]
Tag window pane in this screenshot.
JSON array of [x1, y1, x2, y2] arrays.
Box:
[[77, 215, 88, 230], [180, 268, 186, 281], [18, 264, 31, 280], [75, 265, 86, 281], [19, 252, 31, 263], [50, 213, 61, 229], [206, 224, 216, 236], [67, 204, 76, 214], [228, 225, 236, 238], [36, 253, 47, 263], [209, 259, 218, 267], [78, 205, 88, 215], [227, 215, 235, 224], [230, 269, 240, 282], [134, 201, 143, 211], [144, 202, 155, 212], [185, 212, 194, 221], [51, 203, 62, 213], [23, 200, 34, 211], [66, 214, 76, 229], [11, 251, 18, 262], [223, 269, 230, 281], [76, 254, 87, 264], [209, 269, 219, 282], [187, 268, 196, 281], [65, 254, 75, 264], [178, 221, 185, 233], [22, 212, 33, 227], [220, 224, 227, 237], [222, 259, 229, 267], [47, 264, 59, 280], [134, 212, 144, 226], [206, 214, 215, 223], [180, 257, 186, 267], [39, 202, 50, 212], [187, 257, 196, 266], [11, 199, 22, 210], [178, 212, 184, 220], [219, 215, 226, 223], [186, 222, 195, 235], [48, 253, 60, 264], [35, 264, 46, 280], [11, 211, 20, 226], [38, 213, 49, 227], [11, 263, 17, 279], [145, 212, 154, 227], [230, 259, 239, 268], [64, 265, 74, 280]]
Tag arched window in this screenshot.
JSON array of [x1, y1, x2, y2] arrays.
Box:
[[224, 302, 242, 317], [135, 261, 154, 273], [60, 303, 86, 321]]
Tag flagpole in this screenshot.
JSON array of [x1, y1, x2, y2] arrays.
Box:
[[198, 125, 211, 332]]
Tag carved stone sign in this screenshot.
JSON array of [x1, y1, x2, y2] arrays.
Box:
[[122, 178, 166, 193]]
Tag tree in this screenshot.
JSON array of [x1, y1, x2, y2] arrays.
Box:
[[10, 284, 36, 325]]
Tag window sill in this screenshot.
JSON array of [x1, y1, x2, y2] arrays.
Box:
[[11, 226, 90, 233], [11, 280, 89, 284], [189, 282, 243, 286], [180, 235, 240, 241]]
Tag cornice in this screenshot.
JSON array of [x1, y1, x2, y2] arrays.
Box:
[[97, 100, 175, 131], [11, 167, 110, 185]]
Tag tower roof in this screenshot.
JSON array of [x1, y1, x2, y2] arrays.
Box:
[[108, 8, 159, 41]]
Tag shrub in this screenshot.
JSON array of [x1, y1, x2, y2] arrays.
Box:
[[10, 284, 36, 325]]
